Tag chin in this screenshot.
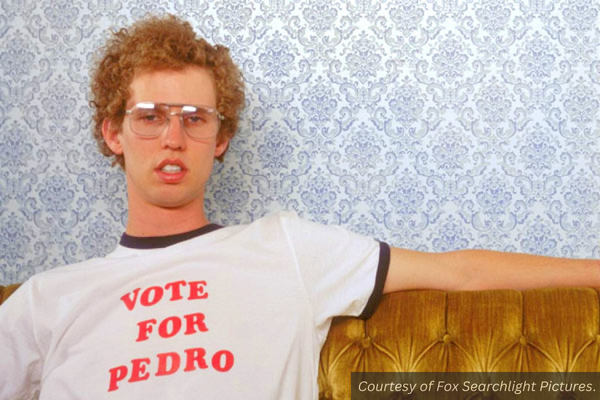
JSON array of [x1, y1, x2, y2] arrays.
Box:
[[154, 198, 196, 209], [157, 191, 205, 209]]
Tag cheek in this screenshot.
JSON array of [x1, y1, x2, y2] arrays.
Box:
[[123, 133, 154, 154], [191, 146, 218, 175], [121, 139, 154, 172], [193, 143, 218, 160]]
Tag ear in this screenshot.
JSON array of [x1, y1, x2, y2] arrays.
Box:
[[214, 139, 229, 158], [102, 119, 124, 155]]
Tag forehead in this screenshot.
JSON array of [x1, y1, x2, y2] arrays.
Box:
[[127, 66, 217, 107]]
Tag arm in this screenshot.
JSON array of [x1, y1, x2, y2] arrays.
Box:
[[383, 247, 600, 294]]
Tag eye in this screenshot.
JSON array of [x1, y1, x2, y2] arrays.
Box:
[[184, 112, 208, 125], [136, 110, 165, 124]]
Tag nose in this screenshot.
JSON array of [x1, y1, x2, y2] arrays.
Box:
[[161, 112, 186, 150]]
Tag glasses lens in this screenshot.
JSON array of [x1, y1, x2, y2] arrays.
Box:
[[128, 103, 221, 139], [129, 104, 168, 137], [181, 106, 220, 140]]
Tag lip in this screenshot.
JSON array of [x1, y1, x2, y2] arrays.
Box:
[[155, 159, 188, 184]]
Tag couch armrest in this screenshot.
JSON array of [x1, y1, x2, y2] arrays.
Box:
[[0, 283, 22, 306], [318, 288, 600, 399]]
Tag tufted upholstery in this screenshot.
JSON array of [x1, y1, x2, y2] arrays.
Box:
[[318, 288, 600, 399], [1, 285, 599, 399]]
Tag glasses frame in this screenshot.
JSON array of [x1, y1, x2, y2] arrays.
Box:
[[124, 102, 225, 140]]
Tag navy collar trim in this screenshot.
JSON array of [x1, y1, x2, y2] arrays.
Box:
[[119, 224, 223, 249]]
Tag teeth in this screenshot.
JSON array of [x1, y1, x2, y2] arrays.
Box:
[[161, 164, 182, 173]]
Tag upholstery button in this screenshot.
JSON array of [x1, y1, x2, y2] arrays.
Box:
[[359, 337, 372, 349], [442, 333, 451, 343], [519, 336, 527, 346], [323, 389, 332, 399]]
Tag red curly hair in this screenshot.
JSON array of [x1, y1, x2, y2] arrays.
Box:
[[90, 14, 245, 167]]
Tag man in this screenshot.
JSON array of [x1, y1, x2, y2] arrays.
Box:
[[0, 15, 598, 400]]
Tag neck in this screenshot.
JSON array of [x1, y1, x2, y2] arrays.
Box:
[[125, 200, 209, 237]]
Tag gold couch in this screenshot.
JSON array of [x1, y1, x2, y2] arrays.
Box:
[[318, 288, 600, 399], [2, 285, 599, 399]]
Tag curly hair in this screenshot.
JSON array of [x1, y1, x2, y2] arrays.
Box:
[[90, 14, 245, 167]]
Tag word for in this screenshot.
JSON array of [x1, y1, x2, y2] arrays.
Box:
[[108, 347, 234, 392], [136, 312, 208, 342], [120, 280, 208, 311]]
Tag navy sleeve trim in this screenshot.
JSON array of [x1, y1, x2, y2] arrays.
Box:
[[358, 241, 390, 320]]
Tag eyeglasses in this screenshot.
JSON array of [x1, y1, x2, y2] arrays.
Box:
[[124, 102, 224, 140]]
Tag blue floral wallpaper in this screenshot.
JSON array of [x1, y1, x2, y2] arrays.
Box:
[[0, 0, 599, 285]]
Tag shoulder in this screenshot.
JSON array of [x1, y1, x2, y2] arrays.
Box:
[[14, 256, 121, 300], [252, 210, 300, 225], [246, 211, 346, 242], [242, 210, 302, 235]]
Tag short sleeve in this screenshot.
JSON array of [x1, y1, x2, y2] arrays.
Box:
[[279, 213, 390, 331], [0, 281, 42, 400]]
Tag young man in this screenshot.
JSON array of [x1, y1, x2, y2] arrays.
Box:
[[0, 15, 598, 400]]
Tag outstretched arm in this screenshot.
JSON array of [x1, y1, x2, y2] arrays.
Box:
[[384, 247, 600, 293]]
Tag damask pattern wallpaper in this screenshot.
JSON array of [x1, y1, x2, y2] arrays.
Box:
[[0, 0, 598, 284]]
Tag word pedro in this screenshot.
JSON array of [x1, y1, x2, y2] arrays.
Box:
[[108, 348, 234, 392]]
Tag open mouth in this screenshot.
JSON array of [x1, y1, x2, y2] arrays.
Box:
[[161, 164, 183, 173], [156, 160, 187, 183]]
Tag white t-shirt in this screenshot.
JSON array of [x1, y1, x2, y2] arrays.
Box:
[[0, 212, 390, 400]]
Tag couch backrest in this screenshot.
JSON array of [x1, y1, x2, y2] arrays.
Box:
[[318, 288, 600, 399]]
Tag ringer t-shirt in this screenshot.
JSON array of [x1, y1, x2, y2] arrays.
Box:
[[0, 211, 390, 400]]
